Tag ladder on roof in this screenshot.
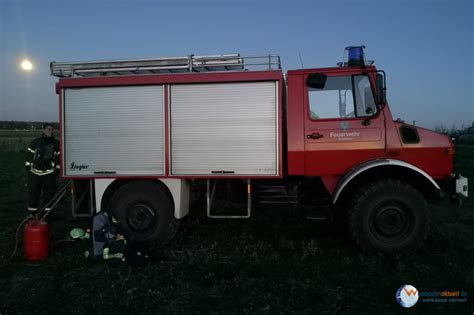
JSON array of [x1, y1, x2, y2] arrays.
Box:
[[50, 54, 281, 78]]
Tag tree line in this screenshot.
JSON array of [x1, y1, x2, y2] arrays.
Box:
[[434, 124, 474, 145], [0, 121, 59, 130]]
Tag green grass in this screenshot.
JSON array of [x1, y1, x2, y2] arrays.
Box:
[[0, 148, 473, 314], [0, 129, 41, 152], [0, 130, 41, 138]]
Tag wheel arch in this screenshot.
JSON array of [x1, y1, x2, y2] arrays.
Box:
[[332, 159, 440, 206]]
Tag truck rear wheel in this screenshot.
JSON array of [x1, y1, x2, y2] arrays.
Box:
[[107, 181, 177, 245], [348, 179, 429, 255]]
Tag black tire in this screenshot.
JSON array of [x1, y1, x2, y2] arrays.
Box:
[[107, 181, 178, 245], [348, 179, 429, 255]]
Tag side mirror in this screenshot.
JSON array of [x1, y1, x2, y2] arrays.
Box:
[[307, 73, 327, 89], [376, 72, 387, 105]]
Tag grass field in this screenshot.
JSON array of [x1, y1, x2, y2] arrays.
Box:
[[0, 145, 473, 314], [0, 129, 41, 152]]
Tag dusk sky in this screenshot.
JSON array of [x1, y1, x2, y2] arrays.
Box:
[[0, 0, 472, 129]]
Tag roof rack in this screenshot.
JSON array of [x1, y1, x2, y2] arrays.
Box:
[[50, 54, 281, 78]]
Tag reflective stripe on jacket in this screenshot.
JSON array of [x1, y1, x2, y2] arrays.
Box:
[[25, 134, 60, 175]]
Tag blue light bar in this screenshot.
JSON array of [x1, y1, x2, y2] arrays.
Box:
[[346, 46, 366, 66]]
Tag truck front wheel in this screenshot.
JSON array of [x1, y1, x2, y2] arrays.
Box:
[[348, 179, 429, 255], [107, 181, 177, 245]]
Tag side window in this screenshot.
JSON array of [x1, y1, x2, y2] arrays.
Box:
[[308, 76, 354, 119], [354, 75, 377, 117], [308, 75, 377, 120]]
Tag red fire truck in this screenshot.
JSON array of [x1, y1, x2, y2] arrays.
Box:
[[50, 46, 468, 254]]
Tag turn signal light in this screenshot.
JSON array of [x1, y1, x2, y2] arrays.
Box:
[[445, 147, 455, 155]]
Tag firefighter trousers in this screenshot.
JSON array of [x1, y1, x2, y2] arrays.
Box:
[[27, 172, 57, 210]]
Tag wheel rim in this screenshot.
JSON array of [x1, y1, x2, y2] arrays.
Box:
[[370, 201, 414, 242], [126, 203, 158, 232]]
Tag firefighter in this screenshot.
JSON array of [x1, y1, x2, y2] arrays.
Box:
[[25, 123, 60, 214]]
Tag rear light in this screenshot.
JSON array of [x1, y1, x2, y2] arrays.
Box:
[[445, 147, 455, 155]]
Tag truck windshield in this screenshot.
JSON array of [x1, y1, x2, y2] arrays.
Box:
[[308, 75, 377, 120]]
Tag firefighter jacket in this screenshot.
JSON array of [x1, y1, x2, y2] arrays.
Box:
[[25, 135, 60, 176]]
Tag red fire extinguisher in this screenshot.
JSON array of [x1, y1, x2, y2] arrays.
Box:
[[24, 219, 50, 262]]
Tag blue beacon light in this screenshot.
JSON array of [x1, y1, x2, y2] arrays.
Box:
[[346, 46, 366, 66]]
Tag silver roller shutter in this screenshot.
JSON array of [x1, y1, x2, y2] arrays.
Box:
[[170, 82, 278, 176], [63, 85, 165, 176]]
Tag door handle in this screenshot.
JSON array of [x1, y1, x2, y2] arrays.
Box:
[[306, 132, 324, 139]]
